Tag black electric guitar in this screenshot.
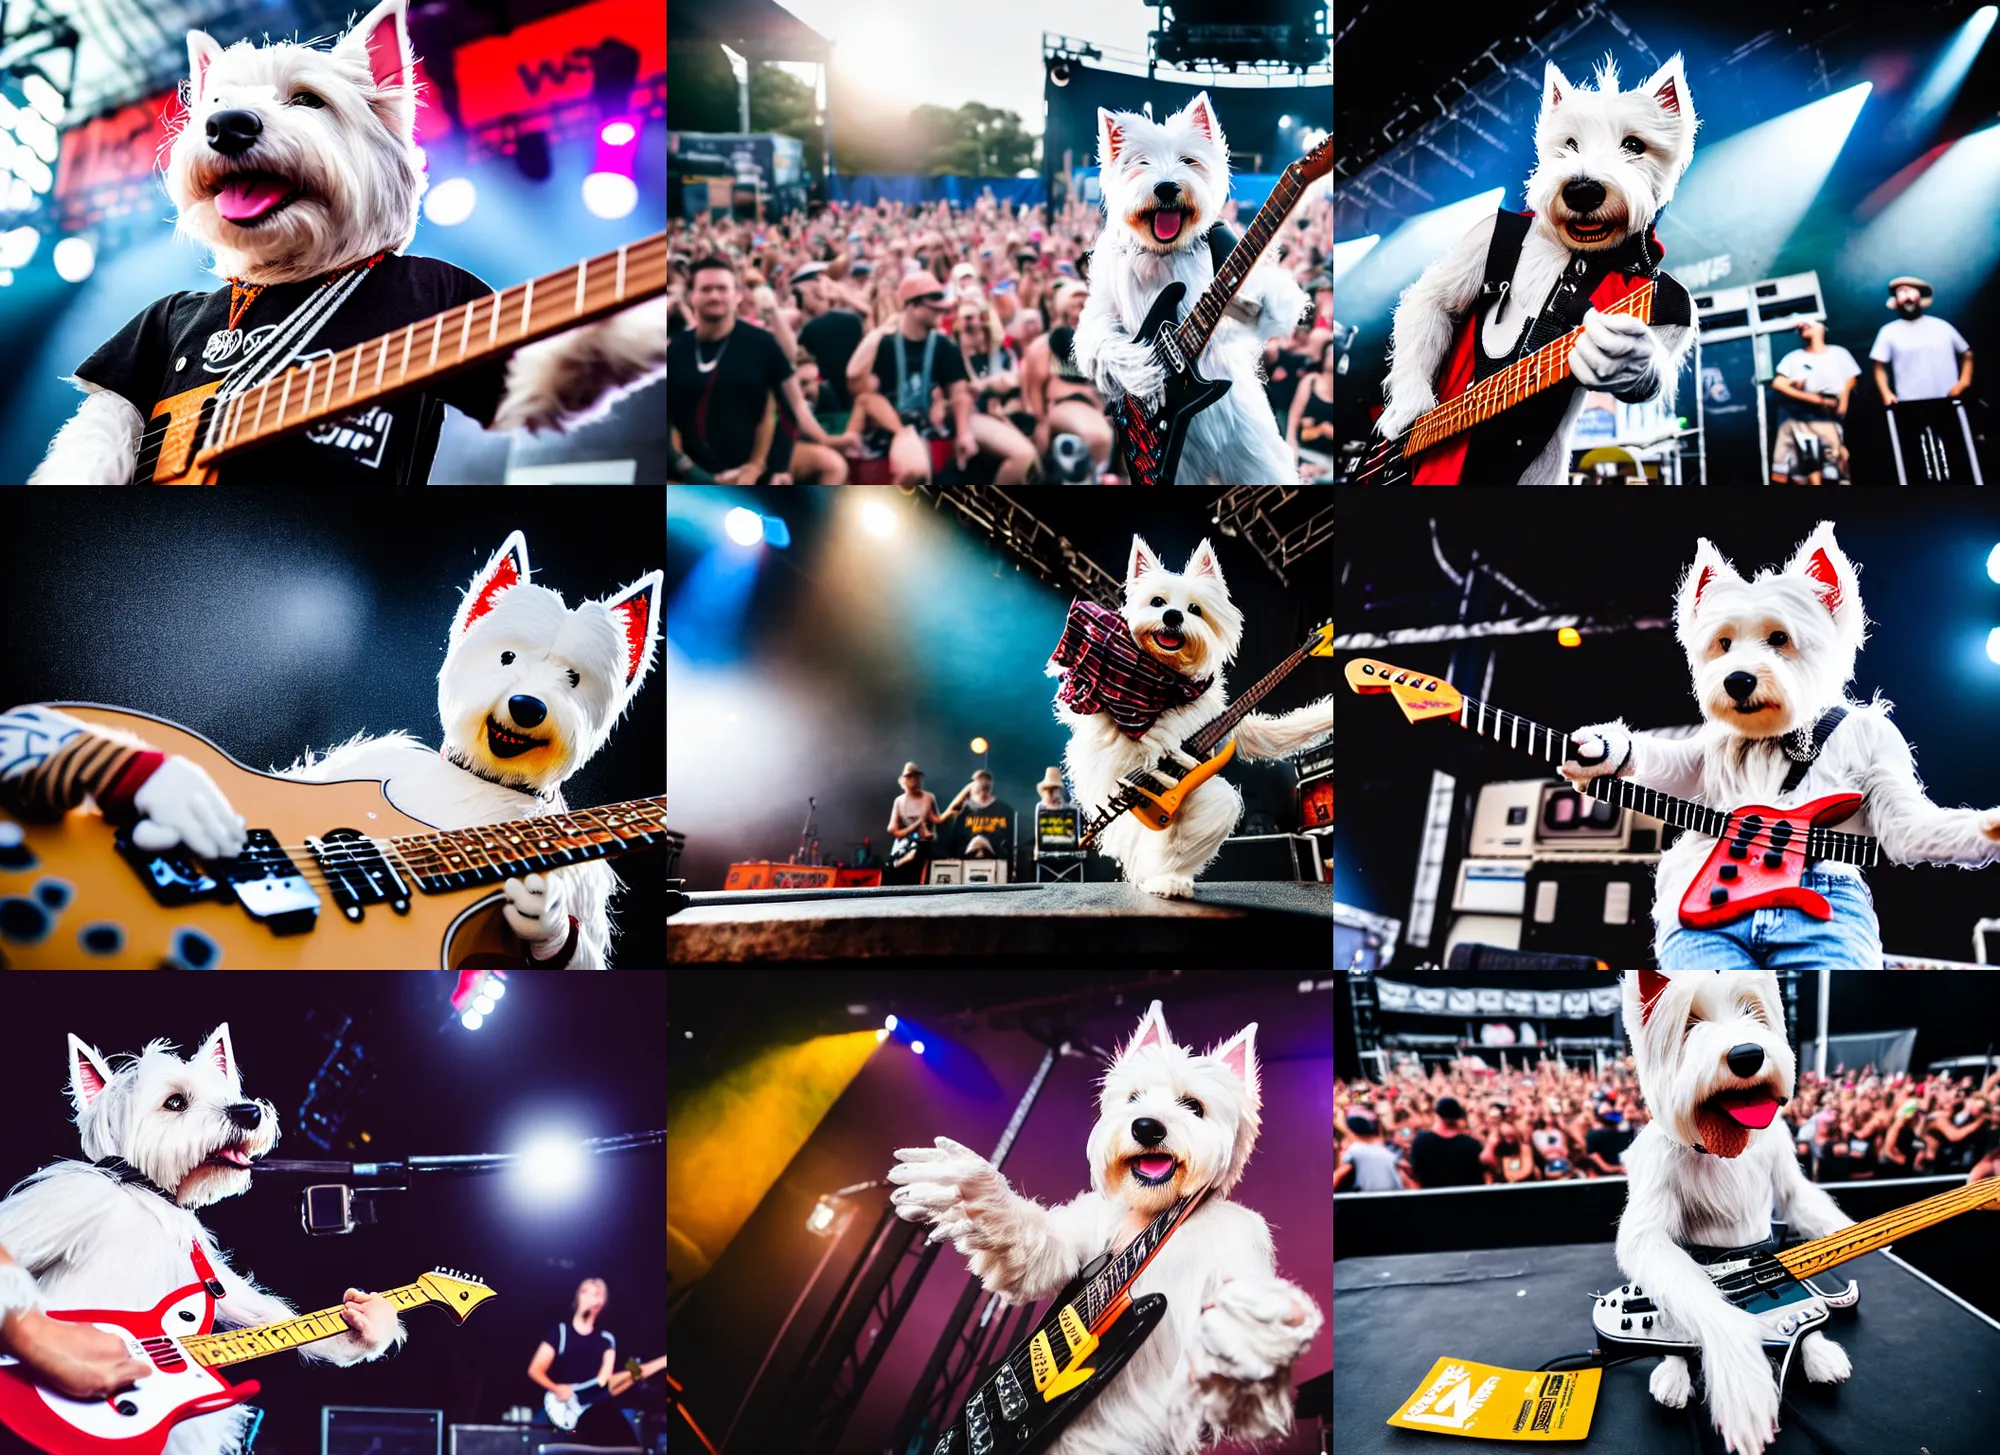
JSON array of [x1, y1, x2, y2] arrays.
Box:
[[930, 1195, 1203, 1455], [1113, 135, 1332, 485]]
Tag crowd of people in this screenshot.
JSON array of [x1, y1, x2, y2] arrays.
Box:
[[665, 191, 1335, 484], [1336, 1056, 2000, 1191]]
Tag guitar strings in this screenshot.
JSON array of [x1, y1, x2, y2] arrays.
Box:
[[1779, 1178, 2000, 1272]]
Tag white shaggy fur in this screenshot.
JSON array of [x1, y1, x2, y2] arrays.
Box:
[[281, 530, 660, 968], [28, 0, 663, 484], [888, 1002, 1322, 1455], [1053, 536, 1331, 898], [1563, 524, 2000, 956], [1071, 91, 1309, 484], [1616, 971, 1856, 1455], [1379, 54, 1697, 482], [0, 1026, 404, 1455]]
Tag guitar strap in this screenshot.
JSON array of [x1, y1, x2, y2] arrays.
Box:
[[1780, 707, 1849, 795]]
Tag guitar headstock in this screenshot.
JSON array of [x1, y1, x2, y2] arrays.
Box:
[[1343, 658, 1464, 723], [1307, 619, 1335, 657], [1293, 133, 1332, 185], [416, 1267, 498, 1324]]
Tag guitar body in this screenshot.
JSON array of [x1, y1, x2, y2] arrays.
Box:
[[1354, 429, 1418, 486], [1678, 794, 1864, 929], [1124, 736, 1236, 831], [1113, 283, 1232, 487], [0, 706, 517, 969], [931, 1291, 1167, 1455], [146, 384, 225, 484]]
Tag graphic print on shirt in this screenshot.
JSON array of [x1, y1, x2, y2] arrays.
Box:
[[291, 348, 395, 469], [203, 323, 283, 372]]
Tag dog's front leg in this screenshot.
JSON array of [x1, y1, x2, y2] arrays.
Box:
[[207, 1242, 404, 1365], [1071, 282, 1163, 407], [1379, 211, 1493, 439], [888, 1138, 1097, 1300], [1773, 1148, 1854, 1387], [1859, 718, 2000, 868], [489, 298, 667, 435], [1189, 1273, 1323, 1440], [1231, 698, 1333, 760]]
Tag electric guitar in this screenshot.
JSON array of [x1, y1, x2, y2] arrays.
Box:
[[1344, 659, 1880, 928], [1592, 1176, 2000, 1384], [544, 1354, 667, 1430], [1355, 281, 1656, 484], [136, 233, 665, 484], [0, 1269, 494, 1455], [1077, 621, 1333, 849], [1112, 135, 1332, 486], [930, 1195, 1202, 1455], [0, 705, 668, 969]]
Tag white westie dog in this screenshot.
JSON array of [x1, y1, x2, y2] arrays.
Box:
[[0, 1025, 403, 1455], [1071, 92, 1309, 484], [1562, 523, 2000, 967], [1049, 536, 1332, 898], [282, 530, 660, 968], [1616, 970, 1855, 1455], [1379, 55, 1698, 483], [888, 1001, 1323, 1455], [30, 0, 666, 484]]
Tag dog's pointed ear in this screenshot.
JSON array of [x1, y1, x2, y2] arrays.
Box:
[[1184, 91, 1220, 144], [1784, 522, 1863, 637], [1127, 535, 1160, 583], [1542, 60, 1573, 116], [1676, 538, 1741, 631], [197, 1024, 238, 1083], [1097, 108, 1130, 170], [1209, 1024, 1260, 1105], [602, 570, 663, 695], [1124, 1001, 1173, 1056], [1184, 538, 1225, 583], [68, 1034, 114, 1112], [186, 31, 225, 104], [1634, 970, 1672, 1024], [335, 0, 417, 141], [454, 531, 531, 644], [1641, 53, 1698, 189]]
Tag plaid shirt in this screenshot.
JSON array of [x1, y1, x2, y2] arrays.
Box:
[[1048, 600, 1213, 739]]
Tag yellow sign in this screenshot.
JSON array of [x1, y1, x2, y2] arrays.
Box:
[[1387, 1358, 1599, 1440]]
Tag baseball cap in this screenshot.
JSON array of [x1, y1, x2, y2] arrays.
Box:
[[1888, 275, 1933, 301], [899, 274, 948, 306], [1345, 1112, 1380, 1136]]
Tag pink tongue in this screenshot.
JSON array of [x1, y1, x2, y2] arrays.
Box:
[[217, 177, 292, 221], [1721, 1095, 1779, 1129], [1152, 210, 1183, 242], [1136, 1155, 1174, 1178]]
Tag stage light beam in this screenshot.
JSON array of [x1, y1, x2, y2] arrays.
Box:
[[1332, 234, 1379, 283], [1335, 188, 1506, 330], [1897, 6, 1997, 145], [1843, 123, 2000, 315], [861, 500, 897, 537], [1988, 627, 2000, 666], [724, 507, 765, 546], [515, 1133, 588, 1202]]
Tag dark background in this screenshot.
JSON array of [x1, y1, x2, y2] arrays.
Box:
[[0, 973, 666, 1455], [0, 488, 664, 968], [665, 487, 1335, 892], [1336, 492, 2000, 964]]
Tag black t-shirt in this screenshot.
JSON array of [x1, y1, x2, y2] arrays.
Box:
[[865, 330, 968, 421], [798, 309, 865, 415], [1586, 1125, 1634, 1169], [666, 321, 793, 474], [76, 254, 508, 485], [1267, 347, 1312, 417], [953, 795, 1013, 859], [544, 1320, 616, 1385], [1408, 1129, 1486, 1188]]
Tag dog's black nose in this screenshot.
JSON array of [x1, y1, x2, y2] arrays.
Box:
[[1161, 609, 1183, 630], [226, 1102, 262, 1130], [1561, 178, 1607, 214], [206, 109, 263, 157], [508, 694, 548, 728], [1726, 1043, 1764, 1079], [1724, 671, 1758, 704], [1131, 1117, 1167, 1147], [1154, 181, 1180, 205]]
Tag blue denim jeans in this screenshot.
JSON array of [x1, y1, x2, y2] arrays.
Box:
[[1655, 871, 1883, 968]]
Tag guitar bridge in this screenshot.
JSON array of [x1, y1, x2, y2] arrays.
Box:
[[219, 829, 321, 935], [309, 829, 411, 921]]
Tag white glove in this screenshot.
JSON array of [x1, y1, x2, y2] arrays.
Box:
[[130, 756, 246, 860], [502, 872, 570, 958], [1569, 309, 1664, 397], [1560, 720, 1632, 789], [1098, 339, 1166, 408]]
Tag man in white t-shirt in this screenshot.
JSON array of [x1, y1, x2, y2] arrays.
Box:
[[1871, 276, 1973, 405], [1770, 319, 1860, 484]]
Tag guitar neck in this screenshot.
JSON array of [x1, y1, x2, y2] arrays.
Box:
[[1776, 1177, 2000, 1282], [183, 1281, 431, 1367], [1073, 1196, 1196, 1330], [1189, 641, 1314, 754], [1404, 283, 1654, 456], [391, 796, 668, 894], [1174, 166, 1310, 360], [199, 234, 666, 466]]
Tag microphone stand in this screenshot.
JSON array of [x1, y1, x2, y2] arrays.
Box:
[[794, 797, 819, 865]]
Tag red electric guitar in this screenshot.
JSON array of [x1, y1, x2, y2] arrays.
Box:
[[1345, 658, 1880, 928], [0, 1264, 493, 1455]]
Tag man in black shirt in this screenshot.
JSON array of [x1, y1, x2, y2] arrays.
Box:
[[1409, 1096, 1489, 1188], [793, 262, 865, 417], [861, 274, 977, 486], [668, 259, 797, 482], [1585, 1104, 1635, 1175], [527, 1277, 632, 1443]]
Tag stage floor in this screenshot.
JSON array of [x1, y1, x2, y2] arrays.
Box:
[[667, 879, 1331, 964], [1335, 1241, 1999, 1453]]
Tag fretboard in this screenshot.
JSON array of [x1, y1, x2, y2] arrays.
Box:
[[196, 234, 666, 466], [1076, 1196, 1193, 1327], [1189, 639, 1316, 754], [1777, 1177, 2000, 1282], [390, 796, 668, 894], [1402, 282, 1655, 456], [182, 1282, 431, 1367], [1175, 167, 1309, 361]]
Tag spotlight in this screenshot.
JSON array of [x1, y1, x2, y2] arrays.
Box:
[[582, 171, 638, 220], [861, 500, 897, 537], [20, 73, 65, 125], [423, 177, 477, 226], [910, 1040, 926, 1055], [1280, 115, 1293, 129], [53, 236, 93, 283], [724, 507, 765, 546], [1989, 627, 2000, 666], [487, 978, 506, 1000], [600, 120, 637, 147], [1048, 57, 1073, 87], [1557, 627, 1582, 648], [472, 994, 494, 1015], [970, 737, 989, 754], [461, 1010, 484, 1030], [806, 1195, 840, 1235], [0, 226, 37, 269], [884, 1014, 899, 1030], [1987, 543, 2000, 584], [515, 1134, 587, 1201]]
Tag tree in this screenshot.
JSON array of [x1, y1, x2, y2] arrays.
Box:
[[667, 46, 738, 133], [749, 64, 824, 180], [896, 102, 1043, 176]]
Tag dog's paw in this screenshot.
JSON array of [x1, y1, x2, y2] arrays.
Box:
[[502, 873, 570, 958], [1376, 385, 1435, 440], [1191, 1278, 1323, 1386], [1702, 1326, 1782, 1455], [1560, 720, 1631, 789], [1136, 872, 1196, 899], [1649, 1355, 1692, 1409], [1570, 309, 1661, 395], [1101, 340, 1166, 407], [1799, 1331, 1851, 1385], [1980, 807, 2000, 843], [887, 1137, 1012, 1249]]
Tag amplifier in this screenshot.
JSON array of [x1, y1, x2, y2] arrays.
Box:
[[929, 858, 1010, 885], [1208, 833, 1323, 882], [448, 1427, 537, 1455], [324, 1408, 442, 1455], [1035, 805, 1081, 851], [723, 861, 839, 890], [1519, 857, 1656, 967]]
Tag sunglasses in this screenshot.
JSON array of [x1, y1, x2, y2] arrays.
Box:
[[911, 295, 946, 308]]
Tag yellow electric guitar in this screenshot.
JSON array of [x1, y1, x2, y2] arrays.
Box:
[[1077, 620, 1333, 848], [0, 705, 668, 969]]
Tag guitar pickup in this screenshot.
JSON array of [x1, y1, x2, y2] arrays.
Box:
[[114, 829, 224, 905], [220, 829, 320, 935]]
